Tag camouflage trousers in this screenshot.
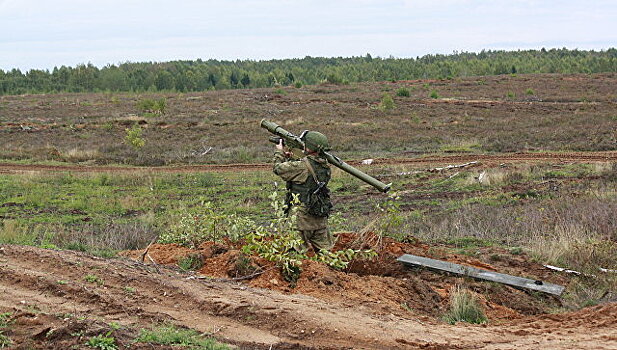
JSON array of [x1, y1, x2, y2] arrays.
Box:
[[298, 228, 334, 253], [296, 210, 333, 253]]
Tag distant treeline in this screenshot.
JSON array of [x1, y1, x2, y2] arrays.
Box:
[[1, 48, 616, 95]]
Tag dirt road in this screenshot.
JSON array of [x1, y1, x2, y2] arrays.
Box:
[[1, 151, 616, 174], [1, 245, 615, 349]]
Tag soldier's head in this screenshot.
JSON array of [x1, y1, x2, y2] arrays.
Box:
[[301, 130, 330, 154]]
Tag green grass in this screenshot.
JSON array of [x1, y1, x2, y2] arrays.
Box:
[[0, 313, 12, 348], [86, 333, 117, 350], [84, 274, 104, 285], [135, 324, 229, 349], [442, 286, 487, 325]]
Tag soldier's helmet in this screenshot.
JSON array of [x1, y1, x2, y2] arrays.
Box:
[[302, 131, 330, 152]]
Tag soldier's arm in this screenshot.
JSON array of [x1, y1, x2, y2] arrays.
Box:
[[273, 151, 309, 183]]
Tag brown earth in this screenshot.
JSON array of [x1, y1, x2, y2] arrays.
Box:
[[3, 234, 614, 349]]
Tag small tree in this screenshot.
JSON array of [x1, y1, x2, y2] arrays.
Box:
[[378, 93, 395, 111], [125, 124, 145, 149]]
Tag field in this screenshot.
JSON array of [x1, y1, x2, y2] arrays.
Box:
[[0, 73, 616, 349]]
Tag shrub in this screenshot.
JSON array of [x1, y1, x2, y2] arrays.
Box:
[[177, 253, 204, 271], [429, 90, 440, 99], [396, 87, 410, 97], [525, 88, 535, 95], [136, 98, 166, 116], [294, 81, 303, 88], [378, 93, 395, 111], [125, 124, 145, 149], [242, 191, 376, 283], [442, 286, 487, 324], [159, 202, 253, 248], [506, 91, 516, 99]]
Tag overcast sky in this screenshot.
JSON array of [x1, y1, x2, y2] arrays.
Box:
[[1, 0, 615, 71]]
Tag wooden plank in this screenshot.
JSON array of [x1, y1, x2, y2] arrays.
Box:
[[397, 254, 565, 296]]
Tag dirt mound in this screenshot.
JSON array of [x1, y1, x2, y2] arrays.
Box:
[[126, 232, 568, 320], [2, 244, 616, 349]]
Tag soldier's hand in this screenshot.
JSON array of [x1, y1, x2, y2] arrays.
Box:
[[276, 139, 284, 150]]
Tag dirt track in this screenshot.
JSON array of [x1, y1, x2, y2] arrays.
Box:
[[1, 245, 615, 349], [1, 151, 616, 174]]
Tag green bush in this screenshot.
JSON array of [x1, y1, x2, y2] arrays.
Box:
[[125, 124, 146, 149], [525, 88, 535, 95], [396, 87, 410, 97], [159, 202, 253, 248], [378, 93, 395, 111], [429, 90, 440, 99], [136, 98, 166, 116]]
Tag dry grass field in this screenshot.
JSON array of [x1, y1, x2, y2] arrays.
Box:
[[1, 73, 615, 165]]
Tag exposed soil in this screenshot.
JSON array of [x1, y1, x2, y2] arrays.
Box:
[[2, 243, 615, 349], [121, 233, 568, 321]]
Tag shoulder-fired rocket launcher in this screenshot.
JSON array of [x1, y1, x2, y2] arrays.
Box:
[[260, 119, 391, 193]]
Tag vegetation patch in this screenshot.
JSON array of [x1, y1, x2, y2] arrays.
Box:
[[442, 286, 488, 325], [135, 324, 228, 349]]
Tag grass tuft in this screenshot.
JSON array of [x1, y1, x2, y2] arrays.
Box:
[[135, 324, 228, 349], [442, 286, 487, 325]]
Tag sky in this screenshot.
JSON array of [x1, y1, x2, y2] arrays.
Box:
[[1, 0, 616, 71]]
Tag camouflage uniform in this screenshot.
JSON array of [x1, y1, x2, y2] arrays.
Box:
[[273, 150, 334, 253]]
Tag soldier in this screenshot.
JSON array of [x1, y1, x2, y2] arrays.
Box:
[[273, 130, 334, 253]]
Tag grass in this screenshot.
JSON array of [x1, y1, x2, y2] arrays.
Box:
[[135, 324, 229, 349], [84, 274, 104, 285], [86, 333, 117, 350], [442, 286, 487, 325], [0, 313, 12, 348], [177, 253, 205, 271], [1, 158, 615, 309]]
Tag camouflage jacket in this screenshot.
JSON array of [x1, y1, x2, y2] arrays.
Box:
[[273, 151, 330, 230]]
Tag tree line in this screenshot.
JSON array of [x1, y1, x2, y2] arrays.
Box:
[[0, 48, 615, 95]]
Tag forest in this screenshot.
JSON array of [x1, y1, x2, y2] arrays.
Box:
[[0, 48, 616, 95]]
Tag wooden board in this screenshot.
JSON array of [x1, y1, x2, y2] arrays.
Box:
[[397, 254, 565, 296]]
